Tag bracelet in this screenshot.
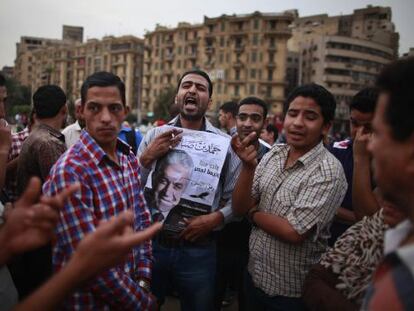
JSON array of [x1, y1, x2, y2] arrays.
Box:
[[137, 278, 151, 292]]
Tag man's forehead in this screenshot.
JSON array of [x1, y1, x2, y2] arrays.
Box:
[[180, 74, 209, 87], [239, 104, 264, 116], [85, 86, 123, 102]]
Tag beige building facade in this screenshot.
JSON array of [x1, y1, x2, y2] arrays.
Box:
[[288, 5, 398, 133], [142, 11, 295, 117], [14, 27, 144, 114]]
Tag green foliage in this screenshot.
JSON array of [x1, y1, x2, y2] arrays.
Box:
[[153, 86, 176, 120], [5, 77, 31, 118], [10, 105, 31, 115]]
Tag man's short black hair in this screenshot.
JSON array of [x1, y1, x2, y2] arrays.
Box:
[[32, 85, 66, 119], [238, 96, 268, 119], [81, 71, 126, 105], [376, 56, 414, 141], [0, 74, 6, 86], [350, 87, 379, 113], [284, 83, 336, 124], [265, 124, 278, 141], [219, 101, 238, 117], [177, 70, 213, 98]]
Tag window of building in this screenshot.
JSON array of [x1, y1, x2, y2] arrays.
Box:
[[249, 84, 255, 94], [266, 86, 272, 97], [254, 19, 260, 30], [267, 69, 273, 81], [177, 60, 181, 68], [235, 69, 240, 80], [250, 69, 256, 79], [252, 34, 259, 46], [217, 83, 222, 94], [219, 53, 224, 63], [235, 85, 240, 96], [220, 37, 225, 47], [221, 22, 225, 32], [251, 51, 257, 62]]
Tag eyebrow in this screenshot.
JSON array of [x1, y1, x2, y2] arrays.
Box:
[[181, 81, 207, 88]]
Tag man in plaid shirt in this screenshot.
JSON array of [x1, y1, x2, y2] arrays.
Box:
[[4, 110, 36, 202], [232, 84, 347, 310], [44, 72, 155, 310]]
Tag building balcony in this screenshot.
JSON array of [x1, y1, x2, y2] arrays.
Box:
[[232, 62, 244, 68], [205, 46, 214, 54], [264, 28, 291, 36], [186, 52, 197, 59], [226, 80, 244, 84], [230, 31, 248, 37], [164, 41, 174, 48], [234, 45, 245, 53]]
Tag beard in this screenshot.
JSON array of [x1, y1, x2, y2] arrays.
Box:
[[180, 110, 204, 122]]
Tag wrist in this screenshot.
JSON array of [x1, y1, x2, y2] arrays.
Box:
[[136, 278, 151, 292], [139, 153, 153, 169], [211, 211, 224, 227]]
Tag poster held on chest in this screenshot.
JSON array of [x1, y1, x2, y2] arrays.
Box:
[[144, 126, 230, 238]]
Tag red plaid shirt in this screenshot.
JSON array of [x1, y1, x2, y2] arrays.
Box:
[[5, 127, 29, 201], [43, 130, 154, 310]]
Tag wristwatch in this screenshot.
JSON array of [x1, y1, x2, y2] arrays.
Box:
[[247, 207, 260, 225], [137, 279, 151, 292]]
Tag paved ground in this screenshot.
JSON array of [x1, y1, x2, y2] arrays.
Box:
[[163, 296, 239, 311]]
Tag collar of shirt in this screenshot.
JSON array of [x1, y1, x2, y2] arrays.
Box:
[[291, 141, 325, 167], [168, 115, 213, 133], [79, 129, 131, 166], [37, 123, 65, 142], [384, 219, 413, 255], [229, 126, 237, 136]]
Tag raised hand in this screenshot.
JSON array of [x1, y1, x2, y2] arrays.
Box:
[[140, 128, 183, 168], [0, 177, 79, 264], [69, 211, 162, 280], [231, 132, 258, 169]]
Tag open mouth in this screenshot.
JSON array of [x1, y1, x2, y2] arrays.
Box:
[[184, 97, 197, 106], [288, 131, 305, 139]]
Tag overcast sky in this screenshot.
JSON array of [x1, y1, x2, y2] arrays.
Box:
[[1, 0, 413, 68]]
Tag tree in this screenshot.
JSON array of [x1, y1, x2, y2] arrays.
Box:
[[5, 77, 32, 119], [153, 86, 176, 121]]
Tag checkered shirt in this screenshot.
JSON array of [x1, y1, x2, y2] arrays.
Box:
[[43, 130, 154, 310], [4, 127, 29, 201], [248, 142, 347, 297]]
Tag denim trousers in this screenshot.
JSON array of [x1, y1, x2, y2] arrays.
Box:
[[244, 271, 306, 311], [151, 240, 216, 311]]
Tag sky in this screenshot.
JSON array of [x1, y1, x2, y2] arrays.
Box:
[[1, 0, 413, 68]]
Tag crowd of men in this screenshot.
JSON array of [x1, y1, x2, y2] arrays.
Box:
[[0, 55, 413, 311]]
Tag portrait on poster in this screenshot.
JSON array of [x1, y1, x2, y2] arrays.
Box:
[[144, 127, 230, 236]]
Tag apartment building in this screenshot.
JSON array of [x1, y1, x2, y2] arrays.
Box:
[[288, 5, 399, 133], [142, 11, 295, 117], [14, 26, 144, 114]]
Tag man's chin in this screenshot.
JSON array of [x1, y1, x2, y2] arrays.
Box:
[[180, 112, 203, 122]]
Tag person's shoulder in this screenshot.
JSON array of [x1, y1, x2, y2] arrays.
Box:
[[317, 147, 347, 181], [62, 122, 78, 134]]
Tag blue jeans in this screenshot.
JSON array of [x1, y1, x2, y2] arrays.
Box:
[[244, 271, 306, 311], [151, 240, 216, 311]]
